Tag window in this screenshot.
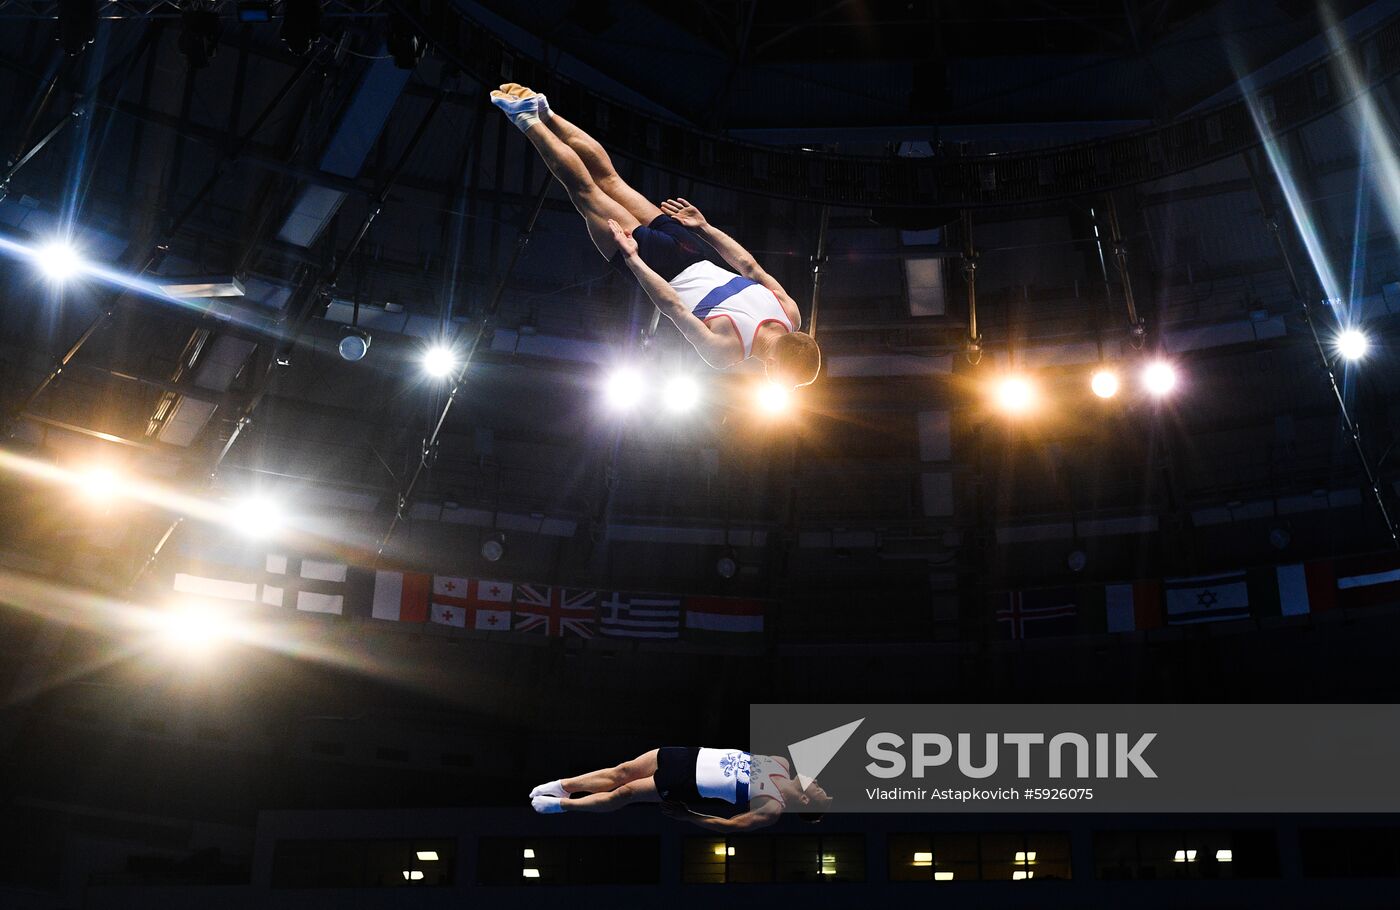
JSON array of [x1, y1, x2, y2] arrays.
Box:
[[682, 837, 728, 884], [477, 836, 658, 886], [1300, 828, 1400, 877], [889, 832, 1070, 882], [1093, 830, 1279, 880], [683, 835, 865, 883], [270, 838, 454, 888]]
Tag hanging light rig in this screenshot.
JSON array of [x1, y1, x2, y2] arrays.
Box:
[[808, 204, 830, 342], [1100, 194, 1147, 348]]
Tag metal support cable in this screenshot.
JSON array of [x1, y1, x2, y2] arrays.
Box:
[[0, 104, 78, 197], [1, 25, 164, 196], [1244, 150, 1398, 548], [5, 59, 63, 172], [960, 210, 982, 364], [375, 176, 553, 558]]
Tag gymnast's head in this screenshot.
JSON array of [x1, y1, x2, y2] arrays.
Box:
[[766, 331, 821, 388], [795, 779, 833, 822]]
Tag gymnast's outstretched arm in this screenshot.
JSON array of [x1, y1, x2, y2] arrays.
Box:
[[609, 219, 737, 368], [659, 800, 780, 832], [660, 198, 800, 325]]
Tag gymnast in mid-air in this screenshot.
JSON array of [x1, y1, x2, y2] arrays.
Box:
[[528, 746, 832, 828], [490, 83, 821, 388]]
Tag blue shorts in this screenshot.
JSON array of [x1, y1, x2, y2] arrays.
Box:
[[610, 214, 720, 283]]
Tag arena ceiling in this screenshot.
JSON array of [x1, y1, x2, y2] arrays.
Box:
[[470, 0, 1364, 130], [0, 0, 1395, 614]]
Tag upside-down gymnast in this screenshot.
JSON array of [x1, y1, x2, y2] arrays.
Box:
[[490, 83, 821, 388], [529, 747, 833, 828]]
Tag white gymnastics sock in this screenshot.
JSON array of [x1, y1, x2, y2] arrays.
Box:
[[529, 779, 568, 799], [490, 92, 543, 133], [531, 795, 565, 814]]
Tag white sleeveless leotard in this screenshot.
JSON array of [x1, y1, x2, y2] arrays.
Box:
[[694, 747, 753, 804], [667, 260, 795, 358]]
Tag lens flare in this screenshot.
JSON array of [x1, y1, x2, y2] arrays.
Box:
[[1142, 361, 1178, 397], [160, 604, 240, 654], [422, 345, 457, 378], [994, 376, 1036, 415], [1090, 369, 1120, 399], [603, 368, 645, 411], [663, 375, 702, 414], [35, 239, 84, 282], [755, 382, 791, 415], [75, 465, 124, 506], [229, 495, 285, 538], [1336, 328, 1369, 361]]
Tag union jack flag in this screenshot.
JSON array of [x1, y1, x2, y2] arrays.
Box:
[[514, 584, 596, 638]]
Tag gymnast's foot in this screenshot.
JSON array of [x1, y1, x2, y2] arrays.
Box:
[[490, 89, 545, 132], [500, 83, 550, 117], [531, 795, 565, 814], [529, 779, 568, 799]]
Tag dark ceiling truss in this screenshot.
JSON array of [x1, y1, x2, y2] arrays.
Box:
[[0, 26, 441, 587], [0, 0, 390, 19], [397, 0, 1400, 208], [3, 41, 326, 438], [134, 84, 450, 585]]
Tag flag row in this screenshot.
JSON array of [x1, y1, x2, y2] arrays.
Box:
[[169, 548, 765, 644], [996, 553, 1400, 640]]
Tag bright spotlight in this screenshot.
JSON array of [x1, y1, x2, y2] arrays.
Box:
[[663, 375, 702, 414], [160, 604, 236, 654], [35, 239, 84, 282], [1142, 360, 1178, 397], [229, 495, 285, 538], [422, 344, 457, 378], [75, 465, 123, 506], [994, 375, 1036, 415], [755, 382, 791, 415], [603, 368, 645, 411], [1090, 369, 1120, 399], [1336, 328, 1370, 361]]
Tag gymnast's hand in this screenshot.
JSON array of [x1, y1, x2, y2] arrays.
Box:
[[661, 198, 706, 229], [608, 219, 639, 259], [659, 800, 690, 819]]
